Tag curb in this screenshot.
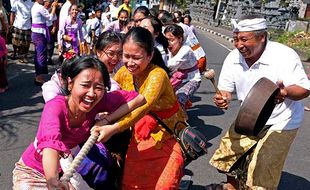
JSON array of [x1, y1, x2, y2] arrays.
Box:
[[196, 25, 234, 43]]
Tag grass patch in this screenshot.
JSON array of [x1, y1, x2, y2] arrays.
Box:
[[269, 29, 310, 61]]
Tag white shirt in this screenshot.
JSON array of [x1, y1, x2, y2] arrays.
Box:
[[178, 22, 206, 60], [167, 45, 201, 83], [101, 12, 111, 28], [31, 2, 55, 36], [46, 13, 57, 27], [218, 41, 310, 131], [58, 1, 71, 25], [155, 42, 168, 65], [58, 0, 71, 40], [11, 0, 33, 30], [109, 4, 119, 19], [91, 17, 102, 37]]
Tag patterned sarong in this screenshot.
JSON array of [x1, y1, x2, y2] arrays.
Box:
[[12, 27, 31, 47], [12, 159, 47, 190], [210, 122, 298, 189]]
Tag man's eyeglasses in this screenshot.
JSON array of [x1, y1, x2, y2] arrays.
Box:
[[104, 50, 122, 59]]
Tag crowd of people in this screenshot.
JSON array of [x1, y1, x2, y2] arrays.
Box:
[[0, 0, 310, 190]]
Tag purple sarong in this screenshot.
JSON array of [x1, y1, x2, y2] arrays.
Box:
[[31, 32, 48, 75], [32, 23, 50, 42]]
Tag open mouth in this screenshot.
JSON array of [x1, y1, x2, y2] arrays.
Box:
[[82, 98, 95, 110]]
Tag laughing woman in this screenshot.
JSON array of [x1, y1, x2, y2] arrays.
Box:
[[58, 4, 85, 63], [94, 27, 186, 189], [12, 56, 145, 190]]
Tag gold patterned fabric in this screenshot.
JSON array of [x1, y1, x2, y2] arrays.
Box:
[[114, 64, 186, 146], [114, 64, 186, 189], [210, 123, 298, 189]]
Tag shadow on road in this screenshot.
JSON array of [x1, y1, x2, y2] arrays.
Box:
[[187, 171, 310, 190], [278, 171, 310, 190], [0, 65, 44, 111]]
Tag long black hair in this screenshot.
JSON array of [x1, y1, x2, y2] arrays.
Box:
[[145, 15, 169, 54]]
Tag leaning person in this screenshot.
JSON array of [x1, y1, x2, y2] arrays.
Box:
[[206, 15, 310, 190], [12, 56, 145, 189], [94, 27, 186, 189], [31, 0, 57, 86]]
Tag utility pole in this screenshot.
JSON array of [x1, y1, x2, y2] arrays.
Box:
[[215, 0, 222, 20]]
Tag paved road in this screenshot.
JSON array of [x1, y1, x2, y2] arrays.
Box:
[[0, 28, 309, 190]]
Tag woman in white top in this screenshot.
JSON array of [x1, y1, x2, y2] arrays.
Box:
[[164, 24, 201, 111], [140, 15, 169, 65], [31, 0, 57, 86]]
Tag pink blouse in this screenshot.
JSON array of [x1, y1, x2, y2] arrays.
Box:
[[21, 90, 138, 174]]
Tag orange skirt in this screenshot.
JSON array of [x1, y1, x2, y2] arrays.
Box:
[[122, 137, 184, 190], [197, 56, 207, 73]]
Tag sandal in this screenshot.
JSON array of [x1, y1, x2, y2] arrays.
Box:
[[18, 58, 28, 63]]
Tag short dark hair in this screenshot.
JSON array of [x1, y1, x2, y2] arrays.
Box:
[[164, 24, 184, 40], [159, 11, 175, 26], [184, 14, 192, 23], [95, 31, 122, 52], [133, 6, 150, 17]]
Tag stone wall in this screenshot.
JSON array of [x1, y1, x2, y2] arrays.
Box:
[[190, 0, 300, 30]]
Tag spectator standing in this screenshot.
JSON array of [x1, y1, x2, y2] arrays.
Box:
[[104, 9, 128, 33], [10, 0, 33, 62], [58, 4, 84, 60], [0, 0, 9, 42], [31, 0, 57, 86], [117, 0, 131, 18], [0, 33, 8, 93], [44, 0, 57, 65], [58, 0, 76, 52], [101, 5, 111, 29], [90, 7, 103, 52], [109, 0, 119, 21]]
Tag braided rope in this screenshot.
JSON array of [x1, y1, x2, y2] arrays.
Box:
[[60, 132, 99, 182]]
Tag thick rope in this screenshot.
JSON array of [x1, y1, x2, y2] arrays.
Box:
[[60, 132, 99, 182]]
